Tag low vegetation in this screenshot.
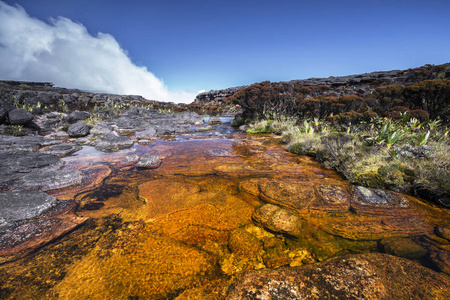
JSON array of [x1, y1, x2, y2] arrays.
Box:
[[243, 114, 450, 206], [229, 64, 450, 206]]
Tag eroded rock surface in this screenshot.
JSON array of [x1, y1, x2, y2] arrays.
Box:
[[95, 133, 134, 152], [0, 191, 57, 227], [224, 253, 450, 300], [40, 144, 82, 157]]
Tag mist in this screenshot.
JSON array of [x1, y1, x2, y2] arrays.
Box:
[[0, 1, 198, 103]]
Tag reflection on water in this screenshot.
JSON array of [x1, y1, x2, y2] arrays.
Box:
[[0, 126, 449, 299]]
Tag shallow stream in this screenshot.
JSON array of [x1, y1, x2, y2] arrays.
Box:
[[0, 118, 449, 299]]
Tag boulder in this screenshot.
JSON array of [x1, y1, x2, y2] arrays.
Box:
[[0, 99, 14, 124], [136, 154, 162, 168], [68, 122, 91, 137], [8, 108, 34, 125], [66, 111, 91, 124]]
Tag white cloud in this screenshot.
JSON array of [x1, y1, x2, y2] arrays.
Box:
[[0, 1, 198, 103]]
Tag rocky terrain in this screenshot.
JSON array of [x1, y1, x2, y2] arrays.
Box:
[[0, 64, 449, 298], [0, 81, 210, 263], [194, 63, 450, 105]]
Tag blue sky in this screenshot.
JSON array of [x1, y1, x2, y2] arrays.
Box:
[[1, 0, 449, 103]]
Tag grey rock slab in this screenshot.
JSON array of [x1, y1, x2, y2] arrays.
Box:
[[95, 133, 134, 152], [352, 186, 410, 208], [136, 154, 162, 168], [0, 150, 63, 175], [135, 127, 157, 139], [40, 144, 82, 157], [205, 148, 232, 156], [0, 191, 57, 228], [114, 117, 149, 131], [68, 122, 91, 138], [13, 169, 83, 192], [208, 116, 222, 125], [123, 154, 140, 163]]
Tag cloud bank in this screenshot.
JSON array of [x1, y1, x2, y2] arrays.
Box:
[[0, 1, 197, 103]]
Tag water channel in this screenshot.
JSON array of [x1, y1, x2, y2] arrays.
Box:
[[0, 118, 449, 299]]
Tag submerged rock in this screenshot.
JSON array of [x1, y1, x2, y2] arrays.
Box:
[[428, 249, 450, 275], [252, 204, 302, 237], [379, 237, 428, 259], [435, 226, 450, 241], [205, 148, 232, 156], [352, 186, 410, 208], [123, 154, 140, 163]]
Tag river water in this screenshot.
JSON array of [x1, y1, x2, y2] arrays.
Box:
[[0, 119, 449, 299]]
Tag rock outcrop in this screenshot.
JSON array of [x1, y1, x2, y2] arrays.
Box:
[[193, 63, 450, 105]]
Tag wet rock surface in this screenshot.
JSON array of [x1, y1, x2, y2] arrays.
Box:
[[95, 133, 134, 152], [0, 132, 87, 265], [224, 253, 450, 300], [135, 154, 162, 168], [0, 199, 87, 264], [252, 203, 303, 237], [0, 191, 57, 227], [40, 144, 82, 157], [0, 100, 448, 299]]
